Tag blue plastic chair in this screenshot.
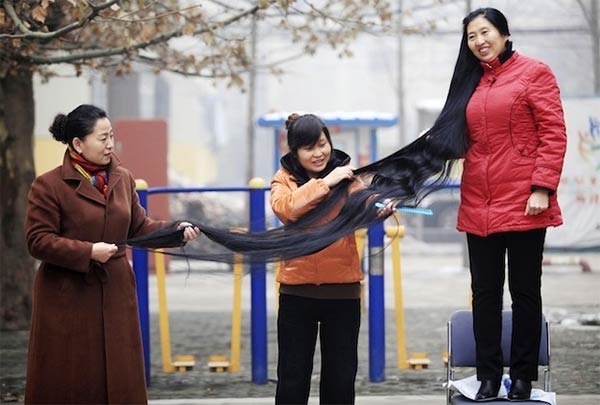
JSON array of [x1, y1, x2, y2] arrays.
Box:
[[446, 310, 551, 404]]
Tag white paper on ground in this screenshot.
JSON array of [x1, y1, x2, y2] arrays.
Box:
[[445, 374, 556, 404]]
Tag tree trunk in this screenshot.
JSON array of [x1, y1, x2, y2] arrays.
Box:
[[0, 70, 36, 331]]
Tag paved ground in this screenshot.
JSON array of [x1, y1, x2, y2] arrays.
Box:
[[148, 395, 600, 405], [1, 239, 599, 404]]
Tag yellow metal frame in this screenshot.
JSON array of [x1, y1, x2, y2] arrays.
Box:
[[385, 223, 409, 369], [155, 250, 196, 372], [229, 254, 243, 372]]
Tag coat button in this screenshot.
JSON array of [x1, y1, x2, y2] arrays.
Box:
[[549, 215, 554, 220]]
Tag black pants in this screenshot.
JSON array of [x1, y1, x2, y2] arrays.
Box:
[[276, 294, 360, 405], [467, 228, 546, 382]]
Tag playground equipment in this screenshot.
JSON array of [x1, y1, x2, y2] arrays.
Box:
[[205, 252, 243, 373], [154, 250, 196, 372], [132, 178, 429, 385], [385, 223, 408, 370], [257, 111, 398, 176]]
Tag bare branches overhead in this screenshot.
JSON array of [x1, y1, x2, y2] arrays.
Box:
[[0, 0, 393, 81]]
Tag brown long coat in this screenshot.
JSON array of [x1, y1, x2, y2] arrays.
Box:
[[24, 151, 165, 404]]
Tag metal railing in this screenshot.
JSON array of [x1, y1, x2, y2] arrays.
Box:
[[133, 179, 398, 386]]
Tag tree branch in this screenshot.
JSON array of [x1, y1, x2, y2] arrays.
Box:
[[104, 3, 203, 23], [206, 0, 246, 12], [135, 47, 308, 78], [17, 1, 273, 65], [2, 0, 30, 35], [0, 0, 120, 40]]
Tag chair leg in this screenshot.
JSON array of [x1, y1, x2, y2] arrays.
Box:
[[544, 368, 551, 392], [446, 321, 452, 405], [446, 366, 453, 404]]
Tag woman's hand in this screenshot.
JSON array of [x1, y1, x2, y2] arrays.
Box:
[[376, 199, 396, 219], [525, 190, 549, 215], [178, 222, 201, 241], [323, 165, 355, 188], [91, 242, 118, 263]]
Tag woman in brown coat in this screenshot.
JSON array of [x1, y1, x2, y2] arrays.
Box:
[[24, 104, 200, 404]]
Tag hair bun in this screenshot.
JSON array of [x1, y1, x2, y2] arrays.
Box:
[[49, 113, 68, 143], [285, 113, 301, 131]]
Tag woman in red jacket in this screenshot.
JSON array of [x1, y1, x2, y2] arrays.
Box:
[[450, 8, 567, 400], [271, 113, 392, 405]]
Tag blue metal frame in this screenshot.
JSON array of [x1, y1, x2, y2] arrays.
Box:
[[258, 112, 398, 175], [257, 114, 398, 128], [367, 221, 386, 382], [133, 177, 422, 384], [133, 185, 270, 386], [249, 187, 268, 384], [132, 188, 151, 385]]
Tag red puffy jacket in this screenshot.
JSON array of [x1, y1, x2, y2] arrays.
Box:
[[457, 52, 567, 236]]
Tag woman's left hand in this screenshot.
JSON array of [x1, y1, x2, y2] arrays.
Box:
[[178, 222, 201, 241], [377, 199, 396, 219], [525, 190, 549, 215]]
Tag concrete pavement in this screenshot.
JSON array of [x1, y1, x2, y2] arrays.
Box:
[[149, 394, 600, 404]]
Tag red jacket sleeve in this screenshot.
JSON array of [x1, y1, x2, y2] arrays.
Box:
[[527, 63, 567, 192]]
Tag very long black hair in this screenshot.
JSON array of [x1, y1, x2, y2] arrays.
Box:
[[128, 8, 513, 263]]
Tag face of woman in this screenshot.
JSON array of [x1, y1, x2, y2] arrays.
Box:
[[466, 15, 509, 63], [74, 117, 114, 165], [296, 132, 332, 177]]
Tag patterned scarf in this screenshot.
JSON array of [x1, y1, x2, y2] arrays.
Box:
[[69, 147, 110, 199]]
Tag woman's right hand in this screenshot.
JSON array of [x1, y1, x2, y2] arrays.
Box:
[[91, 242, 118, 263], [323, 165, 355, 188]]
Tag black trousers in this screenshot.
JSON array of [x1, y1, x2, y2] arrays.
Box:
[[275, 294, 361, 405], [467, 228, 546, 382]]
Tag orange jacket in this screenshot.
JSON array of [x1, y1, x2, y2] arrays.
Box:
[[270, 168, 364, 285]]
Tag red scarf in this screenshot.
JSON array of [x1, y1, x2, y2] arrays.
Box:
[[69, 148, 109, 199]]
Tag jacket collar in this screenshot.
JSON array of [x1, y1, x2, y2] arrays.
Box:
[[480, 51, 519, 75], [61, 149, 123, 205], [280, 149, 351, 186]]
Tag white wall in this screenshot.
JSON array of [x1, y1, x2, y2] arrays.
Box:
[[33, 65, 93, 139]]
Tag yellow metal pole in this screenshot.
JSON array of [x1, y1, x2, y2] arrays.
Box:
[[386, 224, 409, 369], [274, 262, 280, 313], [355, 228, 367, 260], [155, 250, 175, 372], [229, 253, 243, 372], [355, 228, 367, 314]]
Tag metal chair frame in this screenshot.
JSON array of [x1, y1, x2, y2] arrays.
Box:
[[446, 309, 551, 405]]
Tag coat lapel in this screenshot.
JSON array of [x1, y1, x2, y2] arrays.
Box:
[[59, 149, 123, 207], [105, 154, 123, 199]]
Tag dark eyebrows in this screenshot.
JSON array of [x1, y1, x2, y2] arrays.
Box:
[[99, 127, 113, 136]]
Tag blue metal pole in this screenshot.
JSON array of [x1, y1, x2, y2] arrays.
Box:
[[249, 178, 268, 384], [368, 220, 385, 382], [133, 180, 151, 386]]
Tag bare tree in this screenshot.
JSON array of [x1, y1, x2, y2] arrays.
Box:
[[0, 0, 392, 330]]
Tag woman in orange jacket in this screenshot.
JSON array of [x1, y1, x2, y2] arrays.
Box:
[[270, 113, 392, 405]]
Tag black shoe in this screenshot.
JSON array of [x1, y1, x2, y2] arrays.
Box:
[[475, 379, 501, 401], [508, 379, 532, 401]]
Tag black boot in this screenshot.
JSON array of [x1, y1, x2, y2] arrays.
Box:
[[508, 379, 532, 401], [475, 379, 501, 401]]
